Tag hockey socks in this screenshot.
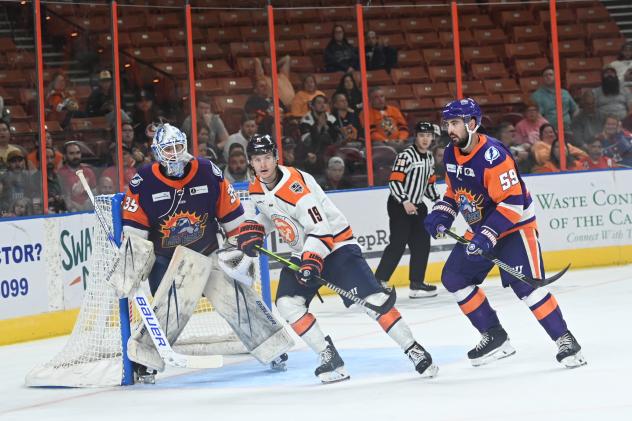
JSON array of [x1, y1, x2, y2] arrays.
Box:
[[290, 312, 328, 353], [455, 286, 500, 333], [523, 289, 568, 340]]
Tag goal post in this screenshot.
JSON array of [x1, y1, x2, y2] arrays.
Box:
[[26, 182, 272, 387]]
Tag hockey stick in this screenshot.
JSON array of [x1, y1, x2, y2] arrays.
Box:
[[254, 245, 396, 315], [440, 228, 570, 288], [75, 170, 222, 370]]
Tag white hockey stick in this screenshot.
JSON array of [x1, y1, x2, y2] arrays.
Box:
[[75, 170, 222, 370]]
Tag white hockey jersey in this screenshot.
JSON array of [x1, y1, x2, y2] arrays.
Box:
[[249, 165, 356, 258]]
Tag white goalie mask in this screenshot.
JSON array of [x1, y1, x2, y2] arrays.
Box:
[[151, 123, 192, 177]]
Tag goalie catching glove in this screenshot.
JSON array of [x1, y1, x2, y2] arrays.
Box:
[[237, 220, 265, 257], [296, 251, 324, 286]]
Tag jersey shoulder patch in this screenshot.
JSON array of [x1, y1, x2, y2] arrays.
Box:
[[275, 167, 310, 206]]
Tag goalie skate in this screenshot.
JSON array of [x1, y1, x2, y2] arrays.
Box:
[[555, 331, 587, 368], [315, 336, 350, 384], [468, 326, 516, 367], [406, 342, 438, 378], [133, 364, 156, 385], [270, 353, 288, 371]]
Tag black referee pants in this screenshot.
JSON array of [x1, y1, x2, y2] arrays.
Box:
[[375, 196, 430, 285]]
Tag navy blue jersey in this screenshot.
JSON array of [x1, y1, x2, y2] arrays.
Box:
[[122, 158, 244, 257]]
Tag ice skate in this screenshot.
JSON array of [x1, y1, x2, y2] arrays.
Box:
[[468, 325, 516, 367], [270, 353, 288, 371], [133, 363, 157, 384], [406, 342, 438, 378], [315, 336, 350, 384], [555, 331, 586, 368], [409, 281, 438, 298]]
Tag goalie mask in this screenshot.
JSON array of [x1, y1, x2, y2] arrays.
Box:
[[151, 123, 192, 177]]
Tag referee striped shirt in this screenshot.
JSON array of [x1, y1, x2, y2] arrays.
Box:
[[388, 145, 440, 204]]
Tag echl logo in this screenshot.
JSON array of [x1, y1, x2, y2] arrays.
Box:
[[455, 187, 484, 225]]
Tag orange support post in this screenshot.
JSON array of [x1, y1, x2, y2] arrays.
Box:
[[356, 2, 374, 186], [33, 0, 48, 213], [549, 0, 567, 170], [451, 1, 463, 98], [185, 2, 198, 157], [111, 1, 125, 192], [267, 4, 283, 164]]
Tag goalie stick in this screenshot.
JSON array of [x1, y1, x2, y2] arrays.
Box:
[[440, 228, 570, 288], [75, 170, 223, 370], [254, 245, 396, 315]]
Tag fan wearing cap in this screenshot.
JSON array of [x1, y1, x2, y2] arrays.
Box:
[[86, 70, 113, 117], [375, 121, 440, 298]]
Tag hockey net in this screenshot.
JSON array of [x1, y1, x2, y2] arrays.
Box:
[[26, 185, 267, 387]]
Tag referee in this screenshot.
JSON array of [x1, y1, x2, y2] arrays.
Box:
[[375, 122, 440, 298]]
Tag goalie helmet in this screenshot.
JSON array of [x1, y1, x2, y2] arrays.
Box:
[[151, 123, 191, 177], [246, 134, 277, 160]]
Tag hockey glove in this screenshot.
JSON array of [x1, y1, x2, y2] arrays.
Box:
[[237, 220, 265, 257], [424, 200, 457, 239], [465, 226, 498, 262], [296, 251, 324, 286]]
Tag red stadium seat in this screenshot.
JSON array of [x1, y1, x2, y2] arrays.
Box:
[[512, 25, 547, 43], [301, 38, 330, 55], [150, 13, 181, 29], [399, 17, 433, 33], [9, 121, 34, 135], [558, 39, 586, 57], [592, 38, 626, 56], [397, 50, 423, 67], [475, 94, 504, 107], [168, 28, 203, 43], [126, 47, 159, 63], [557, 24, 585, 41], [428, 65, 455, 82], [461, 15, 494, 30], [499, 10, 533, 28], [471, 62, 509, 80], [586, 22, 622, 40], [193, 43, 224, 60], [313, 72, 344, 90], [423, 49, 454, 66], [379, 33, 407, 50], [207, 27, 241, 43], [196, 59, 234, 78], [277, 24, 309, 40], [117, 14, 146, 32], [484, 79, 520, 94], [193, 79, 222, 95], [235, 57, 259, 75], [0, 70, 28, 87], [413, 82, 451, 98], [154, 62, 188, 79], [214, 95, 249, 113], [430, 16, 450, 28], [457, 80, 487, 96], [462, 46, 497, 64], [365, 69, 392, 86], [382, 84, 416, 100], [475, 28, 507, 45], [70, 16, 109, 32], [6, 51, 35, 68], [191, 11, 220, 28], [70, 116, 109, 132], [391, 67, 430, 84], [439, 30, 477, 47], [539, 9, 575, 25], [240, 26, 270, 42], [519, 77, 541, 94], [288, 56, 316, 73], [284, 9, 319, 23], [366, 19, 404, 34], [564, 57, 602, 73], [303, 22, 333, 38], [399, 98, 435, 112], [219, 11, 252, 27], [229, 42, 266, 58], [501, 95, 527, 108], [156, 46, 186, 62], [505, 42, 542, 59], [575, 6, 610, 23], [566, 71, 601, 92], [129, 31, 168, 47], [0, 37, 17, 51], [319, 8, 355, 22], [216, 77, 254, 95], [265, 40, 302, 56], [406, 32, 441, 49], [6, 105, 28, 120], [515, 57, 549, 77]]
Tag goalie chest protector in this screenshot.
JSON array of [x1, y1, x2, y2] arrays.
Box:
[[122, 158, 244, 257]]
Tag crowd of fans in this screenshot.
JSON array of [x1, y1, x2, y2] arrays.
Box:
[[1, 20, 631, 219]]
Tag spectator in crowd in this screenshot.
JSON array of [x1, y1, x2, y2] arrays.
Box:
[[319, 156, 353, 191], [324, 24, 358, 73], [45, 72, 80, 128], [0, 178, 9, 216], [365, 30, 397, 73], [532, 123, 586, 167], [198, 141, 221, 167], [224, 116, 257, 162], [182, 95, 229, 151], [26, 130, 63, 171], [245, 75, 277, 136], [223, 148, 250, 184], [497, 121, 532, 174], [281, 138, 297, 166], [607, 41, 632, 87], [130, 89, 165, 142], [298, 94, 340, 175], [362, 87, 409, 145], [592, 65, 632, 122], [42, 146, 66, 213], [578, 138, 617, 170], [252, 55, 295, 110], [331, 92, 362, 144], [102, 144, 137, 187], [432, 145, 445, 181], [289, 74, 326, 118], [97, 175, 116, 195], [515, 100, 549, 145], [3, 149, 32, 204], [596, 115, 632, 168], [58, 141, 97, 211], [531, 66, 578, 132], [335, 73, 363, 113], [11, 197, 32, 217], [118, 122, 146, 167], [86, 70, 113, 117], [571, 90, 603, 149], [533, 138, 583, 173], [0, 95, 10, 124], [0, 121, 22, 171]]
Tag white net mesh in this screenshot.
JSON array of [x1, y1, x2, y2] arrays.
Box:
[[26, 187, 264, 387]]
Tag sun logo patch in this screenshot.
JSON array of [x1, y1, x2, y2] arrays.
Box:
[[455, 187, 484, 225], [272, 214, 299, 247], [160, 211, 208, 248]]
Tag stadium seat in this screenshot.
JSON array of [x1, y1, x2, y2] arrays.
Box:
[[461, 15, 495, 30], [284, 9, 319, 23], [575, 6, 610, 23], [168, 28, 204, 43], [207, 27, 241, 43], [379, 34, 407, 50], [265, 39, 302, 56], [423, 49, 454, 66], [484, 79, 521, 94], [42, 120, 63, 133], [475, 94, 504, 107], [406, 32, 441, 49], [288, 56, 316, 73], [240, 26, 270, 42], [501, 95, 527, 108], [382, 85, 416, 100], [70, 16, 109, 32], [301, 38, 330, 55], [117, 14, 146, 32], [303, 22, 333, 38], [428, 65, 455, 82], [566, 71, 601, 92], [313, 72, 344, 90], [154, 62, 188, 79], [564, 57, 602, 73], [391, 67, 430, 84], [399, 17, 433, 33], [193, 79, 222, 95], [9, 122, 34, 136], [450, 80, 486, 96], [462, 46, 497, 64], [70, 117, 109, 132], [0, 37, 16, 51], [6, 105, 28, 121], [505, 42, 542, 59], [156, 46, 186, 62], [586, 22, 621, 40], [319, 8, 355, 22], [193, 43, 224, 60], [219, 11, 252, 27], [366, 19, 403, 35], [150, 13, 181, 29], [476, 28, 508, 45], [216, 77, 254, 95], [6, 51, 35, 68], [399, 98, 435, 112], [130, 31, 168, 47], [439, 30, 477, 47], [126, 47, 159, 63], [229, 42, 266, 58], [196, 59, 234, 78], [539, 9, 576, 25], [471, 62, 509, 80], [592, 38, 626, 57], [365, 69, 392, 86], [0, 70, 28, 87], [432, 97, 454, 109], [413, 82, 450, 98], [515, 57, 549, 77], [214, 95, 249, 113], [235, 57, 258, 75], [500, 10, 534, 28], [512, 25, 547, 43], [558, 39, 586, 57], [397, 50, 423, 67], [519, 77, 541, 94], [191, 11, 221, 28], [557, 24, 585, 41]]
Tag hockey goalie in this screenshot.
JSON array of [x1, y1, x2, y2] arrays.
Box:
[[113, 123, 293, 383]]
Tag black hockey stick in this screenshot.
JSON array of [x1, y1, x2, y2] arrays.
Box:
[[255, 245, 396, 315], [440, 229, 570, 288]]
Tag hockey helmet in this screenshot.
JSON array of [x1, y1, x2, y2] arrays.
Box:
[[415, 121, 441, 137], [441, 98, 483, 127], [247, 134, 277, 160]]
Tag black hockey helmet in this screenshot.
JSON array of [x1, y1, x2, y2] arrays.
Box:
[[415, 121, 436, 135], [246, 134, 277, 160]]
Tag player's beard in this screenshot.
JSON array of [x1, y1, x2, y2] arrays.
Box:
[[450, 132, 469, 149]]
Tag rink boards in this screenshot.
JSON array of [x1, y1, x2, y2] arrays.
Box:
[[1, 168, 631, 344]]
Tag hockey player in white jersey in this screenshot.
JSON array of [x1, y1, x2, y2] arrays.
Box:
[[236, 134, 438, 383]]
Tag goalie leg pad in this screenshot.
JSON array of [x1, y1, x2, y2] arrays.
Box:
[[204, 253, 294, 364], [111, 234, 155, 298], [127, 246, 212, 371]]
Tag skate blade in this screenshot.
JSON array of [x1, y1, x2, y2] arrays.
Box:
[[409, 290, 438, 299], [470, 341, 516, 367], [419, 363, 439, 378], [318, 367, 351, 384], [560, 351, 587, 369], [269, 361, 287, 372], [136, 375, 156, 384]]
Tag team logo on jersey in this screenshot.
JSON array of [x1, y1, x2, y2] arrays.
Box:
[[130, 173, 143, 187], [210, 161, 223, 178], [289, 181, 304, 194], [271, 214, 299, 247], [160, 211, 209, 248], [484, 146, 501, 164], [454, 187, 484, 225]]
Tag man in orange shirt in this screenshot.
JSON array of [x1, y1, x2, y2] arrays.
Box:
[[362, 87, 409, 144]]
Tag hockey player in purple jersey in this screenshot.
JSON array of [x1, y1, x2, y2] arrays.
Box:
[[424, 98, 586, 368]]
